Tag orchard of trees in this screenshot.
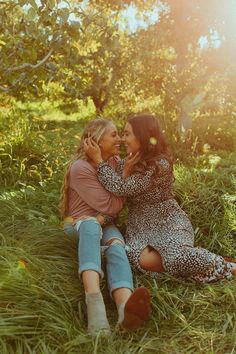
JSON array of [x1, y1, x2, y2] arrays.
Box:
[[1, 0, 236, 152]]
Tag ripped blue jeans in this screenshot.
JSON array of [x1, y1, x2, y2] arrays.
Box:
[[64, 217, 133, 296]]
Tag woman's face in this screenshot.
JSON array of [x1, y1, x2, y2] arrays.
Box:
[[123, 122, 141, 154], [99, 123, 121, 159]]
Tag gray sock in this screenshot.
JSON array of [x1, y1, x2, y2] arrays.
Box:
[[85, 292, 110, 337]]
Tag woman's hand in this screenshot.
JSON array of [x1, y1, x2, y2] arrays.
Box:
[[84, 138, 103, 166], [79, 214, 105, 225], [96, 214, 105, 225], [123, 152, 141, 178]]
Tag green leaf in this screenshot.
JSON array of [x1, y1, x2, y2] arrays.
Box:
[[60, 8, 69, 23], [18, 0, 28, 5], [27, 7, 37, 21], [48, 0, 55, 10], [29, 0, 38, 10]]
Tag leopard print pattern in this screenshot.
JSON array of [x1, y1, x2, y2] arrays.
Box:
[[97, 158, 233, 282]]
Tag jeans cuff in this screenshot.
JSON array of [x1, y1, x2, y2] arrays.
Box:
[[109, 281, 134, 298], [79, 262, 104, 279]]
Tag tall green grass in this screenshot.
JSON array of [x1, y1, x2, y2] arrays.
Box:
[[0, 103, 236, 353]]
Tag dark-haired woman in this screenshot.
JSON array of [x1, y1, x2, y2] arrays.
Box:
[[84, 114, 236, 282]]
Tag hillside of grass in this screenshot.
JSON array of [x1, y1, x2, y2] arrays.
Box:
[[0, 105, 236, 353]]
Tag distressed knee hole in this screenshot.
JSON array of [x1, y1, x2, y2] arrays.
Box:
[[105, 237, 125, 248]]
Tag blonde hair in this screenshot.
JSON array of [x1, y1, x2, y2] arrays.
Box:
[[60, 118, 112, 218]]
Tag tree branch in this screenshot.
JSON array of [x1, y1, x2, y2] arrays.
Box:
[[7, 48, 54, 73], [0, 84, 9, 92], [0, 74, 25, 93]]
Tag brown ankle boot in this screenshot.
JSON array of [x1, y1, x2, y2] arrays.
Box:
[[118, 287, 151, 331]]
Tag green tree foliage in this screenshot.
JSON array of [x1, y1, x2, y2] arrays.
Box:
[[1, 0, 236, 151], [0, 0, 76, 97], [0, 0, 138, 112], [102, 0, 236, 151]]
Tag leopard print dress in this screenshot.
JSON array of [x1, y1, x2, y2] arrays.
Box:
[[97, 158, 233, 282]]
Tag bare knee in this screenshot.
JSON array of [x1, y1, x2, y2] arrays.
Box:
[[139, 246, 164, 273]]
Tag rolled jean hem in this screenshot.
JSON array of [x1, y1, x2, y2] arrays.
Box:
[[79, 263, 104, 279], [109, 281, 134, 297]]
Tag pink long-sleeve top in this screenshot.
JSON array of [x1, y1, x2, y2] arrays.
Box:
[[67, 157, 124, 224]]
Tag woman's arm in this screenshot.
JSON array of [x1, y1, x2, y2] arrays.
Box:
[[97, 158, 172, 197], [96, 161, 155, 197]]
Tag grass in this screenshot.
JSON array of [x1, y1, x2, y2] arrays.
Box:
[[0, 104, 236, 353]]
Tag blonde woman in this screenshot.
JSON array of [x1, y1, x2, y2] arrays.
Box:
[[60, 119, 150, 337]]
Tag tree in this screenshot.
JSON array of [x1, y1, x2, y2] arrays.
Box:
[[0, 0, 137, 113], [1, 0, 235, 127], [160, 0, 236, 135], [0, 0, 77, 97]]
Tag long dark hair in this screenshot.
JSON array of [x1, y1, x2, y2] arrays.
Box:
[[127, 114, 172, 173]]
